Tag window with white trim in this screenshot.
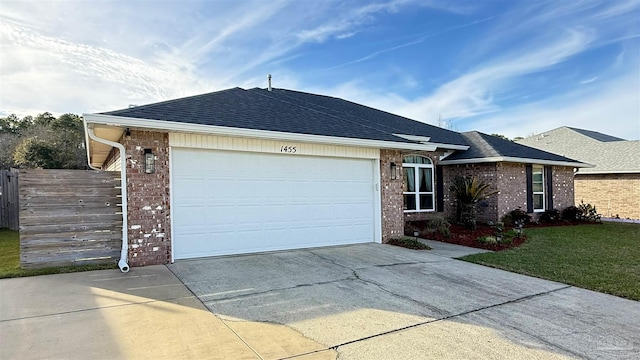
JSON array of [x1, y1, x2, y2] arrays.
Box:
[[532, 165, 545, 212], [403, 155, 434, 212]]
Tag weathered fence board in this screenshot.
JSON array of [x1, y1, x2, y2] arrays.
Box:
[[0, 169, 19, 230], [19, 169, 123, 269]]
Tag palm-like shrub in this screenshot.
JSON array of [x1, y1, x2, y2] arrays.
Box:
[[449, 176, 499, 229]]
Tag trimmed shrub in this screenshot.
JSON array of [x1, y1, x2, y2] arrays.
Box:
[[540, 209, 561, 223], [562, 206, 581, 221], [509, 207, 532, 224]]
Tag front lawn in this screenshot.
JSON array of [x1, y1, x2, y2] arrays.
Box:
[[461, 222, 640, 300], [0, 229, 116, 278]]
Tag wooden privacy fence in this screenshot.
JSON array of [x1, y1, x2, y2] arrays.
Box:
[[19, 169, 123, 269], [0, 169, 19, 231]]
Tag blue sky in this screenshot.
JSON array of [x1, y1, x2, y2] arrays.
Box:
[[1, 0, 638, 139]]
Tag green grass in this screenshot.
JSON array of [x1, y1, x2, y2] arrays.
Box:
[[461, 222, 640, 300], [0, 229, 117, 279]]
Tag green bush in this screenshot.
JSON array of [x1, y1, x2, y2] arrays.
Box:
[[562, 206, 581, 221], [427, 216, 451, 238], [498, 237, 513, 245], [578, 201, 601, 222], [540, 209, 561, 223], [509, 207, 532, 224], [477, 236, 498, 244]]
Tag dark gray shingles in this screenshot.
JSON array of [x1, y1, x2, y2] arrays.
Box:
[[567, 127, 626, 142], [443, 131, 583, 164], [101, 87, 468, 147], [251, 88, 468, 146]]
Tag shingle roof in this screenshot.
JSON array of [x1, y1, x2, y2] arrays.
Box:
[[441, 131, 585, 165], [101, 87, 468, 147], [517, 127, 640, 173], [566, 127, 625, 142]]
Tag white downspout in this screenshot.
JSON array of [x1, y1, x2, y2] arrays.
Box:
[[83, 119, 130, 273]]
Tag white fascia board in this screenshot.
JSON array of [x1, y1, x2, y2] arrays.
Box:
[[83, 113, 439, 151], [439, 156, 592, 168], [577, 170, 640, 175]]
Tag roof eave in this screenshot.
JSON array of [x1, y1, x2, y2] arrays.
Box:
[[577, 170, 640, 175], [439, 156, 592, 168], [83, 113, 442, 152]]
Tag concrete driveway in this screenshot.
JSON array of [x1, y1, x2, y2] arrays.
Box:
[[0, 266, 335, 360], [169, 243, 640, 360]]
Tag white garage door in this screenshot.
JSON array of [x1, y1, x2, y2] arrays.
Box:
[[171, 148, 376, 259]]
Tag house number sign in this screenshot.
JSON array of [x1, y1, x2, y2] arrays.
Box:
[[280, 145, 297, 153]]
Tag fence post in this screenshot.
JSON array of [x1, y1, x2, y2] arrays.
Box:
[[0, 169, 19, 231]]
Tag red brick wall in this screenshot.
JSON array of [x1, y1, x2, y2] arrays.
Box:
[[442, 163, 575, 223], [495, 162, 527, 220], [443, 163, 499, 223], [549, 166, 575, 214], [380, 149, 403, 242], [124, 130, 171, 266], [575, 173, 639, 219]]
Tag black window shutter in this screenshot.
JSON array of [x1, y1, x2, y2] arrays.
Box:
[[436, 165, 444, 212], [525, 164, 533, 213], [545, 165, 553, 210]]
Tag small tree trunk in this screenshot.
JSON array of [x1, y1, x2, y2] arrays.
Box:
[[460, 203, 477, 230]]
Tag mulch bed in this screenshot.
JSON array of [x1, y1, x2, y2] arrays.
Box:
[[424, 224, 526, 251], [412, 220, 601, 251]]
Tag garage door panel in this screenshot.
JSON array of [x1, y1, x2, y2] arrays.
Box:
[[172, 148, 376, 259]]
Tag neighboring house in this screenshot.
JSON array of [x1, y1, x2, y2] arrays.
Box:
[[83, 87, 587, 267], [517, 127, 640, 220]]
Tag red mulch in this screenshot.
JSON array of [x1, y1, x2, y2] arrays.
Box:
[[413, 220, 601, 251], [422, 224, 526, 251]]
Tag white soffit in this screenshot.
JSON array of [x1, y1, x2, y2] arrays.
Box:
[[87, 124, 124, 168]]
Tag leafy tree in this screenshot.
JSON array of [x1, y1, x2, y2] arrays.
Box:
[[513, 136, 524, 141], [13, 138, 62, 169], [490, 133, 511, 141], [1, 112, 87, 169]]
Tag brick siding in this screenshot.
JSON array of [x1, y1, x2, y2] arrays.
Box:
[[575, 173, 640, 220], [380, 149, 403, 242], [123, 130, 172, 266], [443, 163, 500, 223], [443, 162, 575, 223], [548, 166, 575, 214]]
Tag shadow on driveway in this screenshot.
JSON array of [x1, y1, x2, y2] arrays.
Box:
[[169, 243, 640, 359]]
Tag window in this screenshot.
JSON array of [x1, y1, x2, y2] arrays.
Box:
[[532, 165, 545, 212], [403, 155, 434, 212]]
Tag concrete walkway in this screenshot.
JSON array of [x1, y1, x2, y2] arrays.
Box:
[[417, 238, 492, 258], [0, 266, 335, 360]]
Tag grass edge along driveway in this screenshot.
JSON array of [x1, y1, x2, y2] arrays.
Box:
[[461, 222, 640, 301]]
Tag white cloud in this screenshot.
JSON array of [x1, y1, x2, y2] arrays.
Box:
[[470, 71, 640, 140]]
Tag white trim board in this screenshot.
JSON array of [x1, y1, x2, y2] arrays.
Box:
[[169, 133, 380, 160]]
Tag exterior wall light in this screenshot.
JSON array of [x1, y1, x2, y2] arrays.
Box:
[[144, 149, 155, 174], [390, 162, 398, 180]]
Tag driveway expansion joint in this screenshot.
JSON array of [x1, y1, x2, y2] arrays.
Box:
[[329, 284, 574, 351], [0, 295, 198, 323]]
